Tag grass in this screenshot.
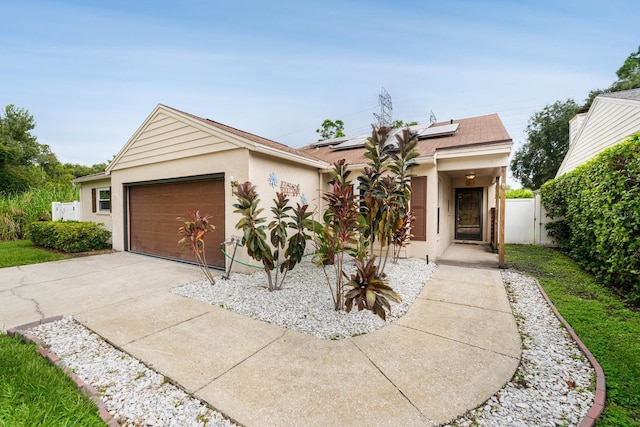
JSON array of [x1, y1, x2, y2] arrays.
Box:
[[506, 244, 640, 427], [0, 333, 106, 426], [0, 184, 79, 241], [0, 240, 69, 268]]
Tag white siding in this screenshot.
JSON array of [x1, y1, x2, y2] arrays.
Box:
[[111, 112, 237, 171], [558, 97, 640, 176]]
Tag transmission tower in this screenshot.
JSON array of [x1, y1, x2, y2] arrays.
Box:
[[429, 110, 437, 124], [373, 87, 392, 127]]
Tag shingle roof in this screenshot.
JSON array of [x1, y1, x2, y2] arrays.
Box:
[[300, 113, 512, 165], [160, 105, 323, 163], [599, 88, 640, 101]]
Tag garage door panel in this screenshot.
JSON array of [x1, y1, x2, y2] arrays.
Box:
[[129, 178, 225, 267]]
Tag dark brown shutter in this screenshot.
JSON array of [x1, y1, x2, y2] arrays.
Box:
[[411, 177, 426, 241], [109, 186, 112, 212], [91, 188, 97, 213]]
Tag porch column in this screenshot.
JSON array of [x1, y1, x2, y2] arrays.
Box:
[[498, 166, 507, 268]]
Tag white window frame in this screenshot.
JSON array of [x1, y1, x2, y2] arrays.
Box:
[[97, 187, 111, 213]]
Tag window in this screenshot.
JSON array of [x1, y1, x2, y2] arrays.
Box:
[[437, 179, 442, 234], [410, 176, 427, 241], [92, 187, 111, 213]]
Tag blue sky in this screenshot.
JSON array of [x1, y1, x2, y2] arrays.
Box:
[[2, 0, 639, 184]]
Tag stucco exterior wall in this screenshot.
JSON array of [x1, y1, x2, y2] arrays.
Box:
[[109, 148, 250, 259], [78, 177, 113, 233], [227, 152, 323, 272]]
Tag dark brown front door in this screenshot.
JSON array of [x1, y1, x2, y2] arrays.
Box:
[[128, 178, 225, 268], [455, 188, 483, 241]]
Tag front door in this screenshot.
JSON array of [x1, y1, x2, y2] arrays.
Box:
[[455, 188, 483, 241]]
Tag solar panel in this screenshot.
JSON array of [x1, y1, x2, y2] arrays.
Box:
[[417, 122, 459, 138], [328, 134, 369, 150]]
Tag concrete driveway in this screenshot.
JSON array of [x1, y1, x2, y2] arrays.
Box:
[[0, 252, 204, 330], [1, 249, 521, 426]]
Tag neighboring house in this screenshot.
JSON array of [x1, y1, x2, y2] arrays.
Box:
[[73, 104, 512, 271], [556, 88, 640, 176]]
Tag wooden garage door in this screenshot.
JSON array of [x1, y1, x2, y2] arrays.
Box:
[[128, 178, 225, 268]]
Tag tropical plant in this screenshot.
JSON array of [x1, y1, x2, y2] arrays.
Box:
[[177, 210, 216, 285], [344, 256, 401, 320], [392, 211, 415, 263], [358, 125, 418, 271], [315, 160, 360, 310], [233, 181, 313, 291]]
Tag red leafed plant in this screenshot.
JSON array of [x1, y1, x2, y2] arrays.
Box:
[[177, 210, 216, 285], [344, 255, 401, 321]]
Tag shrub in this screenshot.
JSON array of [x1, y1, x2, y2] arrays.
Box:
[[540, 132, 640, 304], [505, 188, 534, 198], [27, 221, 111, 253]]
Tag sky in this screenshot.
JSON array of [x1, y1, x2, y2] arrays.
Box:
[[2, 0, 639, 185]]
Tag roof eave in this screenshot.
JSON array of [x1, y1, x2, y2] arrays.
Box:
[[434, 141, 512, 159], [71, 172, 110, 183], [253, 144, 330, 169]]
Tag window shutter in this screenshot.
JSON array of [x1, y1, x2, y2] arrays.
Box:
[[91, 188, 97, 213], [411, 177, 427, 241], [109, 186, 112, 212]]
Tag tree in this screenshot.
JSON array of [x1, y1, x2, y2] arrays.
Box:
[[0, 105, 44, 192], [611, 45, 640, 92], [510, 99, 581, 190], [391, 119, 418, 128], [584, 46, 640, 108], [316, 119, 345, 141], [0, 104, 113, 192]]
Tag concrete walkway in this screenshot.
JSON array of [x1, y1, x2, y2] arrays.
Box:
[[1, 247, 521, 426]]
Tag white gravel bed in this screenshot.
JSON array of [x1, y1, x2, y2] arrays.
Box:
[[27, 317, 237, 427], [172, 257, 437, 339], [22, 262, 596, 426], [444, 271, 595, 427]]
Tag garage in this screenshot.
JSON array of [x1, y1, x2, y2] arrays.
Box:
[[127, 177, 225, 268]]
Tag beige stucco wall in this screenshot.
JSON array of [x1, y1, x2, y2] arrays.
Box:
[[227, 152, 323, 272], [109, 148, 250, 261], [108, 147, 322, 274], [78, 177, 113, 233]]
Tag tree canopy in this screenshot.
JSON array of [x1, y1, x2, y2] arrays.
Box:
[[585, 45, 640, 108], [316, 119, 345, 141], [391, 119, 418, 128], [510, 99, 581, 190], [0, 104, 109, 194], [512, 46, 640, 189]]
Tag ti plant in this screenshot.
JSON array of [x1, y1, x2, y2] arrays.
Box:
[[177, 210, 216, 285], [345, 255, 401, 321], [358, 125, 419, 273], [233, 181, 313, 291], [315, 160, 360, 311]]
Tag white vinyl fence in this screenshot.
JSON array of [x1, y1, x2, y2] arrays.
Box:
[[52, 201, 81, 221], [505, 194, 556, 246]]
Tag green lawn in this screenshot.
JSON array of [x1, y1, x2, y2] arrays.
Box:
[[0, 240, 69, 268], [0, 333, 106, 426], [506, 244, 640, 427]]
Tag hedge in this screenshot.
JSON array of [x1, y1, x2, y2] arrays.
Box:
[[540, 132, 640, 305], [27, 221, 111, 253]]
